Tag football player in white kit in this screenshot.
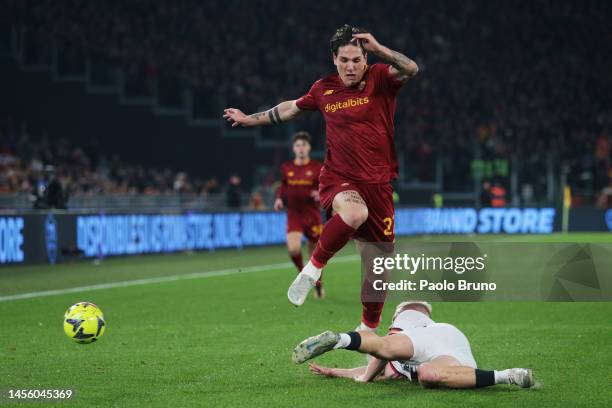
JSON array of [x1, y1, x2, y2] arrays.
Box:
[[293, 301, 534, 389]]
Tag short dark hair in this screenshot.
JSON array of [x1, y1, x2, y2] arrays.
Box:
[[330, 24, 368, 56], [292, 131, 312, 144]]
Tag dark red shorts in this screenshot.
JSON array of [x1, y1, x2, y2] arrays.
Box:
[[319, 171, 395, 243], [286, 209, 323, 243]]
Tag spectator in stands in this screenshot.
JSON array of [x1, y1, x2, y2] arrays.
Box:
[[249, 191, 265, 210], [479, 180, 492, 208], [226, 175, 242, 208], [31, 165, 67, 209]]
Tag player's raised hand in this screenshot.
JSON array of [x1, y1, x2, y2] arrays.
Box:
[[223, 108, 248, 127], [352, 33, 383, 54], [274, 198, 284, 211]]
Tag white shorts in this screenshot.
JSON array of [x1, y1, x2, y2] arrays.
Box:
[[391, 322, 477, 377]]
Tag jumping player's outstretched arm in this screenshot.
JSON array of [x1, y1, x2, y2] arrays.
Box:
[[352, 33, 419, 83], [223, 100, 302, 128]]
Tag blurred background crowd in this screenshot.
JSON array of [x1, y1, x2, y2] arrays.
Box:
[[1, 0, 610, 209]]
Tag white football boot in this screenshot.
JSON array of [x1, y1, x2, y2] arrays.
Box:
[[507, 368, 535, 388], [287, 262, 321, 306], [292, 330, 339, 364]]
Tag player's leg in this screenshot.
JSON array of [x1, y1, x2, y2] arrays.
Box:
[[348, 331, 413, 361], [353, 183, 395, 330], [416, 356, 471, 388], [355, 240, 392, 331], [287, 190, 367, 306], [416, 356, 534, 389], [309, 189, 367, 267], [286, 231, 304, 273], [306, 224, 324, 298], [293, 330, 413, 364]]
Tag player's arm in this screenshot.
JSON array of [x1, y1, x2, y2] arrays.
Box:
[[355, 356, 388, 382], [352, 33, 419, 83], [274, 167, 287, 211], [223, 100, 302, 128], [310, 163, 321, 202], [308, 362, 367, 379]]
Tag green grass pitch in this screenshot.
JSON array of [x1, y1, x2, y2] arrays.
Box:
[[1, 234, 611, 407]]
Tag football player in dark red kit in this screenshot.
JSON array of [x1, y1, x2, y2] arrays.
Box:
[[223, 24, 418, 332], [275, 131, 325, 298]]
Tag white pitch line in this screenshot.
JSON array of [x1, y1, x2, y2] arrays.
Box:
[[0, 254, 361, 302]]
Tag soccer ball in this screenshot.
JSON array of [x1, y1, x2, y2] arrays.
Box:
[[63, 302, 106, 344], [64, 301, 104, 319]]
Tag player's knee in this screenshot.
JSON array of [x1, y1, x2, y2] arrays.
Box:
[[377, 337, 396, 360], [342, 206, 368, 228], [287, 243, 301, 256], [417, 365, 441, 388]]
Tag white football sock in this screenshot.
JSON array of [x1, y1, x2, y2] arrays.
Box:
[[301, 261, 322, 281], [333, 333, 351, 349], [494, 369, 510, 384]]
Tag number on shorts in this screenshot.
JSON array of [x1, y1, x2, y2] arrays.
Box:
[[383, 216, 394, 236]]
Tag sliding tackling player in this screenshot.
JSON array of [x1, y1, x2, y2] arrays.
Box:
[[293, 301, 535, 389]]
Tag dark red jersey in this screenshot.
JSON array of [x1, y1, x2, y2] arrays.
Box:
[[276, 159, 323, 212], [296, 63, 404, 184]]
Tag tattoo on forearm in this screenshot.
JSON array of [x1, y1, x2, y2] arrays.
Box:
[[273, 106, 282, 124], [389, 50, 417, 77], [265, 106, 283, 125], [249, 103, 289, 125], [250, 111, 266, 121], [260, 106, 282, 125]]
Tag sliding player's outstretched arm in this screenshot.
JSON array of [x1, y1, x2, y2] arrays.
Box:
[[356, 356, 387, 382], [309, 360, 395, 383], [308, 362, 367, 379], [223, 100, 302, 128]]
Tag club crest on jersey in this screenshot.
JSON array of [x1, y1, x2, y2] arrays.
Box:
[[306, 170, 313, 176], [323, 89, 335, 95], [324, 97, 370, 113], [288, 171, 294, 177]]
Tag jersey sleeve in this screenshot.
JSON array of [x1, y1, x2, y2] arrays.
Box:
[[295, 80, 320, 111], [374, 63, 404, 94]]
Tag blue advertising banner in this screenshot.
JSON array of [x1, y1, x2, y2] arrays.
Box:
[[75, 212, 287, 257], [3, 206, 609, 266]]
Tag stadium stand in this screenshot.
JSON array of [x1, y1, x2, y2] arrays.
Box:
[[0, 0, 610, 207]]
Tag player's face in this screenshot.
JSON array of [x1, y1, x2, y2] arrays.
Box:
[[333, 44, 367, 87], [293, 140, 311, 160]]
